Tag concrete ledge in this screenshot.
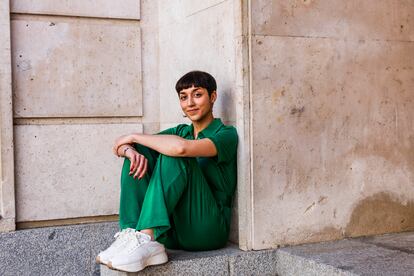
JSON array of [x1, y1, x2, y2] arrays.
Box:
[[277, 232, 414, 276], [101, 232, 414, 276], [1, 222, 413, 275], [0, 222, 118, 276], [100, 245, 278, 276]]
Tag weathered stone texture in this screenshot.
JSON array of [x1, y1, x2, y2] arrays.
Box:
[[14, 123, 142, 222], [0, 0, 15, 231], [12, 16, 142, 118], [158, 0, 237, 126], [11, 0, 140, 20], [252, 0, 414, 41], [250, 2, 414, 249]]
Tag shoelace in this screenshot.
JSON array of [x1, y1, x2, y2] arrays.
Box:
[[125, 232, 151, 253], [113, 228, 135, 243]]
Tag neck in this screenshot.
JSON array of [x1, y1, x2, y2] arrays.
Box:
[[193, 113, 214, 138]]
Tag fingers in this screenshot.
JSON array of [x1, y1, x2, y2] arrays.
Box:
[[129, 153, 136, 172], [133, 155, 146, 179], [138, 158, 148, 179]]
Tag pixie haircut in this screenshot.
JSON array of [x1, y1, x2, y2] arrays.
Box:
[[175, 71, 217, 96]]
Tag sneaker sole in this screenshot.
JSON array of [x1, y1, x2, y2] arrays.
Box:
[[108, 252, 168, 272], [96, 256, 110, 266]]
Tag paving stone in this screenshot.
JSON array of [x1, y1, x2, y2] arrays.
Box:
[[279, 237, 414, 275], [2, 223, 414, 276], [358, 231, 414, 253], [228, 249, 278, 275], [0, 222, 118, 276]]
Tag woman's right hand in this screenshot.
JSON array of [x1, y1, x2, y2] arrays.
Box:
[[125, 148, 148, 180]]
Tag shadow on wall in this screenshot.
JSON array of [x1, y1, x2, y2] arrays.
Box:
[[345, 192, 414, 237], [216, 88, 232, 122]]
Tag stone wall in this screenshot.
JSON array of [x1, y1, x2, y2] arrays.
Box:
[[8, 0, 153, 224], [3, 0, 412, 252], [1, 0, 243, 236], [0, 0, 15, 232], [156, 0, 242, 242], [249, 0, 414, 249]]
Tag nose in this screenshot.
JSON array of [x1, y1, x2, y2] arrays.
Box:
[[187, 95, 195, 106]]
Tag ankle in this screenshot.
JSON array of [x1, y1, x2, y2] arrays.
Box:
[[140, 229, 155, 241]]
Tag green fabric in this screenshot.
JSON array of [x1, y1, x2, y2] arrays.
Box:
[[119, 118, 238, 251]]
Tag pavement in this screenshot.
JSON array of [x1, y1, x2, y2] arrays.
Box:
[[101, 231, 414, 276], [0, 222, 413, 275]]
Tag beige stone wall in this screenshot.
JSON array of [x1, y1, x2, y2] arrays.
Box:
[[249, 0, 414, 249], [156, 0, 242, 242], [0, 0, 16, 232], [10, 0, 148, 224], [157, 0, 238, 128], [3, 0, 244, 235], [7, 0, 411, 253]]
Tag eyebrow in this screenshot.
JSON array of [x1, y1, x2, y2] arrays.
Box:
[[179, 87, 201, 94]]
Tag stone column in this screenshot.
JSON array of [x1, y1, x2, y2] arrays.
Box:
[[0, 0, 15, 232]]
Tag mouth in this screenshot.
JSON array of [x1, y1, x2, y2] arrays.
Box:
[[186, 109, 199, 113]]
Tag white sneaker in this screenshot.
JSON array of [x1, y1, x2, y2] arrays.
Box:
[[96, 228, 136, 265], [107, 232, 168, 272]]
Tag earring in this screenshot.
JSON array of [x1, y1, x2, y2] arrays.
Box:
[[182, 114, 187, 118]]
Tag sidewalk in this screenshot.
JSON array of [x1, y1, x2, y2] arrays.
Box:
[[0, 222, 413, 275], [101, 231, 414, 275]]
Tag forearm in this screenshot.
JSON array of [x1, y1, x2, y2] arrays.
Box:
[[131, 134, 186, 156]]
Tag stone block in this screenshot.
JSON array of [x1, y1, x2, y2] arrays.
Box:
[[0, 222, 118, 276], [158, 0, 237, 125], [11, 0, 140, 20], [0, 0, 15, 232], [276, 250, 351, 276], [14, 123, 142, 222], [11, 16, 142, 118], [250, 35, 414, 248], [251, 0, 414, 41], [228, 249, 278, 275], [101, 245, 240, 276], [357, 231, 414, 252], [279, 236, 414, 275]]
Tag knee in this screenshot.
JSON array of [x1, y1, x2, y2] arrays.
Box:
[[157, 154, 194, 172], [158, 154, 194, 165]]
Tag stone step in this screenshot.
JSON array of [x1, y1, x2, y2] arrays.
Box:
[[101, 232, 414, 276], [1, 221, 413, 275], [100, 244, 278, 276], [0, 222, 119, 276]]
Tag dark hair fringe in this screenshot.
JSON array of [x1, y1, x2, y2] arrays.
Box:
[[175, 71, 217, 96]]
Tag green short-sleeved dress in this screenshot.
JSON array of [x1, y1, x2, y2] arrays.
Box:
[[118, 118, 238, 251]]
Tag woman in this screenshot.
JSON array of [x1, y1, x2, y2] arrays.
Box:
[[97, 71, 238, 273]]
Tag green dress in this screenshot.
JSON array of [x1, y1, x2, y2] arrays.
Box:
[[118, 118, 238, 251]]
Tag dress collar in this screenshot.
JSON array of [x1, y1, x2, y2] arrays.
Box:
[[184, 118, 223, 139]]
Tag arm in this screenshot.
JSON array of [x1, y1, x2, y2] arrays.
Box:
[[116, 144, 148, 179], [113, 133, 217, 158]]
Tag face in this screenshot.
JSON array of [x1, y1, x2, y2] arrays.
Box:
[[179, 86, 216, 123]]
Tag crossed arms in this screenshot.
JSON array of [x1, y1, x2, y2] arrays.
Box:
[[112, 133, 217, 179]]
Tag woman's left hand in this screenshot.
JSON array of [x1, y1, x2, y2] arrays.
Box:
[[113, 134, 136, 156]]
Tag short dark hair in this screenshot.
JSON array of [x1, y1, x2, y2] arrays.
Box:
[[175, 71, 217, 96]]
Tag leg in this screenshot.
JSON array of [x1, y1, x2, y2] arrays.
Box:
[[118, 144, 159, 229], [137, 154, 228, 251]]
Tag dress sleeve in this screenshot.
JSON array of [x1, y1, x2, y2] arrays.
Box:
[[207, 127, 238, 164], [156, 127, 177, 135]]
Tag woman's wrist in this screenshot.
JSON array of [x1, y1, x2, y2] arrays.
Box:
[[118, 144, 132, 157]]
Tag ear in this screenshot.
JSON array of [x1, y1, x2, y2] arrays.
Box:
[[210, 91, 217, 103]]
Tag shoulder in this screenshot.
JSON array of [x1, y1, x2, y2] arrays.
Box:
[[216, 124, 238, 140], [174, 124, 191, 136], [158, 123, 190, 136]]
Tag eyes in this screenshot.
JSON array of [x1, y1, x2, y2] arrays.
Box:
[[179, 92, 203, 101]]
